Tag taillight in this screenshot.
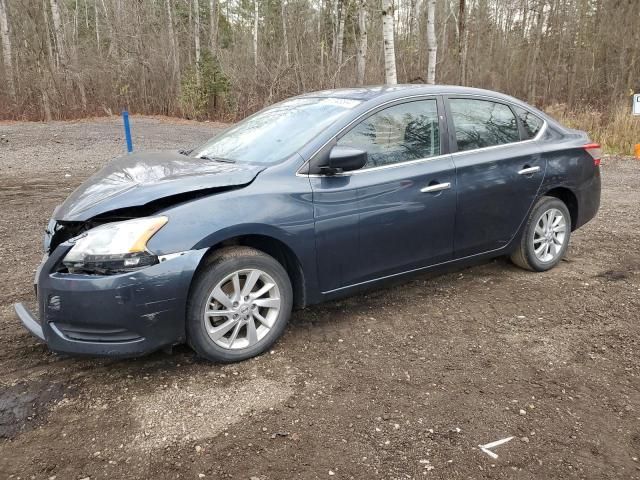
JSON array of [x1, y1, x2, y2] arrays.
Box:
[[584, 143, 602, 167]]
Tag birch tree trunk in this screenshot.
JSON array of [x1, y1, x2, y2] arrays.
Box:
[[356, 0, 367, 85], [193, 0, 201, 86], [253, 0, 258, 74], [71, 0, 87, 110], [43, 0, 55, 67], [49, 0, 67, 67], [426, 0, 437, 84], [460, 25, 469, 85], [166, 0, 180, 93], [382, 0, 397, 84], [0, 0, 15, 100], [73, 0, 78, 46], [336, 0, 345, 65], [521, 0, 529, 38], [209, 0, 217, 53], [409, 0, 420, 43], [331, 0, 338, 58], [99, 0, 117, 57], [281, 0, 289, 66], [94, 0, 100, 56]]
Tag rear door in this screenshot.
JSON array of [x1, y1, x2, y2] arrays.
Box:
[[444, 97, 546, 258], [310, 97, 456, 292]]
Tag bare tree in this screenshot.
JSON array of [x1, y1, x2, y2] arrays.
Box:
[[382, 0, 397, 84], [49, 0, 67, 67], [38, 62, 52, 121], [253, 0, 258, 74], [43, 0, 54, 66], [458, 0, 467, 85], [527, 0, 545, 102], [0, 0, 638, 130], [335, 0, 345, 65], [98, 0, 116, 58], [0, 0, 15, 100], [94, 0, 100, 55], [356, 0, 367, 85], [281, 0, 289, 66], [166, 0, 180, 92], [209, 0, 217, 53], [193, 0, 201, 86], [73, 0, 78, 46], [410, 0, 421, 47], [426, 0, 437, 84], [49, 0, 87, 109]]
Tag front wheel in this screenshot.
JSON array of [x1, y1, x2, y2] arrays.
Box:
[[511, 196, 572, 272], [186, 246, 293, 363]]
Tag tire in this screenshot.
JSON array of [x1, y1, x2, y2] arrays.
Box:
[[510, 196, 572, 272], [186, 246, 293, 363]]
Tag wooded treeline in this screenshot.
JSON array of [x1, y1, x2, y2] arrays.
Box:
[[0, 0, 638, 123]]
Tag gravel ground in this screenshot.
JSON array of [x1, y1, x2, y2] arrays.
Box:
[[0, 116, 639, 480]]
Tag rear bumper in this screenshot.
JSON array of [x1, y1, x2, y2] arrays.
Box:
[[16, 246, 206, 358], [574, 168, 601, 230]]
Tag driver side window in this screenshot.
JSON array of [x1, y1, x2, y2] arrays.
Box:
[[337, 100, 440, 169]]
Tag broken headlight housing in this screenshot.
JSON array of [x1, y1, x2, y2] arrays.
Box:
[[62, 216, 168, 274]]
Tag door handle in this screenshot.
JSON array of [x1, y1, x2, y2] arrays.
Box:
[[420, 182, 451, 193], [518, 166, 541, 175]]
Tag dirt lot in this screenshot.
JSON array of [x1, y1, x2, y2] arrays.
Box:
[[0, 116, 639, 480]]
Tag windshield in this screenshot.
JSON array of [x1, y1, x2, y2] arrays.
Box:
[[190, 97, 362, 164]]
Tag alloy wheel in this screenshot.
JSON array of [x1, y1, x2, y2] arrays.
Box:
[[204, 268, 281, 350], [532, 208, 567, 262]]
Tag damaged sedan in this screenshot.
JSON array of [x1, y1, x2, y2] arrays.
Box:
[[15, 85, 601, 362]]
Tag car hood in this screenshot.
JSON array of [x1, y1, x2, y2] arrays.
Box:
[[55, 151, 265, 221]]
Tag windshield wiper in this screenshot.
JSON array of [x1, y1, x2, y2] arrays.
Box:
[[198, 155, 236, 164]]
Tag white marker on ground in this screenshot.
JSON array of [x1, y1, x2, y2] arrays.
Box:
[[478, 436, 514, 459]]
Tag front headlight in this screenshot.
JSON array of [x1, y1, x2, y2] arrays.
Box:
[[63, 216, 168, 274]]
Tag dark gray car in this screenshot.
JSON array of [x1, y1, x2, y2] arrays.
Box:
[[15, 85, 601, 362]]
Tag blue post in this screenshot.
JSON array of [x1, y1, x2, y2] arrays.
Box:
[[122, 110, 133, 153]]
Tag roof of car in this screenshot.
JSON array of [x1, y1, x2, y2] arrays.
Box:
[[299, 84, 528, 105], [296, 85, 559, 127]]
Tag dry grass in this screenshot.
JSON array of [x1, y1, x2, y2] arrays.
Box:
[[545, 102, 640, 156]]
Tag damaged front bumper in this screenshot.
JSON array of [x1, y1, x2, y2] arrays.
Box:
[[15, 245, 206, 357], [14, 303, 45, 341]]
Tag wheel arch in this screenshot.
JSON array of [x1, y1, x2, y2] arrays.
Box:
[[193, 233, 307, 309], [542, 186, 578, 231]]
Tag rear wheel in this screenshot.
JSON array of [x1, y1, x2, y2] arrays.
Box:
[[511, 196, 571, 272], [187, 246, 293, 363]]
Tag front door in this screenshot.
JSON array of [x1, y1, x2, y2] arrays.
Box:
[[444, 97, 547, 258], [311, 98, 457, 293]]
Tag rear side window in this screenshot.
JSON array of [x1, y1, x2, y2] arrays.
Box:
[[513, 106, 544, 139], [338, 100, 440, 168], [449, 99, 519, 152]]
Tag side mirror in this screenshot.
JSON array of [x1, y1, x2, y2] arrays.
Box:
[[322, 146, 368, 174]]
